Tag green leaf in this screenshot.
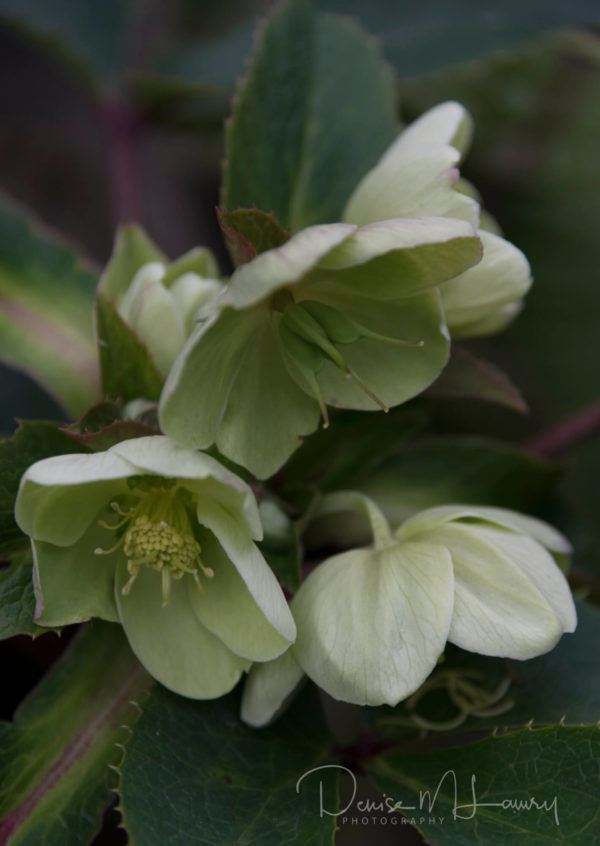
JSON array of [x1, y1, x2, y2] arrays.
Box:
[[218, 207, 291, 266], [119, 685, 337, 846], [360, 438, 559, 527], [0, 420, 90, 558], [281, 403, 429, 492], [0, 197, 100, 417], [0, 0, 131, 91], [0, 621, 150, 845], [368, 724, 600, 845], [61, 419, 159, 452], [222, 0, 397, 231], [95, 292, 163, 403], [431, 347, 527, 413], [0, 549, 41, 639], [59, 399, 159, 452]]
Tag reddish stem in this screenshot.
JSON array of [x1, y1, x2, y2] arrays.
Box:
[[101, 98, 143, 225], [525, 399, 600, 457]]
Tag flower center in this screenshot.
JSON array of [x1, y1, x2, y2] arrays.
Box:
[[94, 486, 213, 606]]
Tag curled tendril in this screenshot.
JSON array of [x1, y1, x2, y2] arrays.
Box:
[[380, 667, 515, 734]]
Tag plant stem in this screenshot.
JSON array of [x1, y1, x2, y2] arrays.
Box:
[[101, 98, 143, 226], [525, 399, 600, 457]]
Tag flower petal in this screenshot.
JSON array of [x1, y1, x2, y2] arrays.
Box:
[[195, 495, 297, 644], [343, 147, 478, 228], [306, 217, 481, 300], [241, 649, 305, 727], [117, 263, 186, 374], [32, 508, 120, 626], [115, 560, 249, 698], [303, 288, 449, 411], [99, 223, 165, 303], [159, 306, 260, 448], [169, 273, 224, 334], [398, 504, 571, 554], [423, 523, 566, 659], [109, 435, 262, 539], [389, 102, 473, 159], [213, 317, 321, 478], [187, 529, 294, 661], [162, 245, 219, 286], [292, 543, 454, 706], [470, 526, 576, 633], [439, 231, 531, 337], [451, 302, 522, 338], [219, 223, 356, 310], [15, 451, 135, 545]]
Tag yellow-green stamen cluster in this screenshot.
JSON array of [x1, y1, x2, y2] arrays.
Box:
[[94, 487, 214, 605]]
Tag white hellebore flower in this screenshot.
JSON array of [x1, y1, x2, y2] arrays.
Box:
[[241, 494, 576, 725], [343, 102, 532, 337], [98, 224, 224, 376], [15, 436, 296, 699]]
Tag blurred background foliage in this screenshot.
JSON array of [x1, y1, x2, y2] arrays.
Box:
[[0, 2, 599, 843]]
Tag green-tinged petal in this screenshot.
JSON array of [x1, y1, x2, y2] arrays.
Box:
[[398, 504, 571, 554], [241, 649, 305, 727], [302, 288, 449, 411], [303, 217, 481, 300], [162, 246, 219, 287], [455, 179, 503, 235], [450, 302, 522, 338], [292, 543, 454, 706], [343, 147, 479, 228], [109, 435, 261, 537], [32, 509, 120, 626], [169, 274, 224, 334], [421, 523, 565, 659], [115, 560, 249, 698], [187, 530, 293, 661], [213, 317, 321, 478], [15, 452, 135, 545], [195, 495, 296, 644], [390, 102, 473, 159], [99, 224, 165, 303], [219, 223, 356, 310], [440, 230, 531, 336], [159, 306, 263, 453], [117, 263, 185, 375], [470, 526, 576, 632]]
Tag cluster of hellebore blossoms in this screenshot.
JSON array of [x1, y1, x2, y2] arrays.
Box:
[[15, 103, 576, 726]]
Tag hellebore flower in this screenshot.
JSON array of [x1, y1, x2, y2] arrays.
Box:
[[15, 436, 296, 698], [343, 102, 532, 337], [99, 225, 224, 376], [241, 495, 576, 724], [160, 219, 482, 478]]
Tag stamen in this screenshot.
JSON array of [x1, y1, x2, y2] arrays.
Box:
[[94, 537, 125, 556], [121, 564, 140, 595], [161, 568, 171, 606], [97, 515, 131, 531], [110, 501, 134, 517], [346, 367, 389, 412]]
